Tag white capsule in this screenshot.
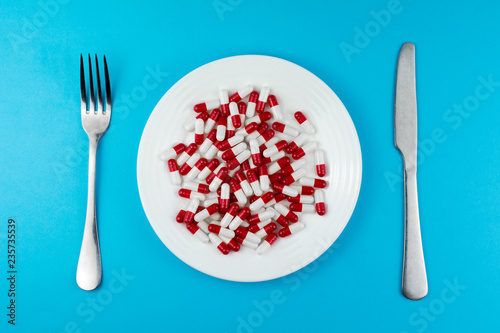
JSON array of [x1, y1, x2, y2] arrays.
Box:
[[221, 211, 236, 228], [228, 215, 245, 231], [232, 150, 251, 165], [249, 138, 260, 155], [256, 240, 272, 255], [204, 118, 217, 134], [234, 189, 247, 205], [195, 118, 204, 136], [315, 149, 325, 164], [199, 137, 214, 154], [260, 173, 270, 192], [209, 177, 223, 192], [250, 178, 262, 196], [169, 169, 181, 185], [289, 222, 305, 234], [204, 144, 219, 159], [267, 151, 285, 162], [239, 178, 253, 197], [263, 142, 282, 158], [219, 88, 229, 104], [216, 118, 227, 141], [281, 185, 299, 197]]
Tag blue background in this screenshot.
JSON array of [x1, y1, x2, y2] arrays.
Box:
[[1, 0, 499, 332]]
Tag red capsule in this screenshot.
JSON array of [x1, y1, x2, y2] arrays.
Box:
[[278, 222, 305, 237], [194, 100, 220, 113]]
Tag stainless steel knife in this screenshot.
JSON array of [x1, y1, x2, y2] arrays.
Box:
[[395, 42, 428, 300]]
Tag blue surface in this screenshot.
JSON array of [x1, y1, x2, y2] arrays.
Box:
[[1, 0, 499, 332]]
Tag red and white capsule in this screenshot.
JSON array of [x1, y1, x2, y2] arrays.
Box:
[[178, 188, 206, 201], [255, 129, 275, 147], [246, 111, 272, 125], [246, 169, 262, 196], [204, 140, 220, 159], [208, 233, 230, 255], [249, 192, 274, 211], [289, 203, 316, 213], [185, 157, 207, 180], [209, 167, 228, 192], [234, 227, 261, 244], [267, 95, 283, 120], [228, 207, 251, 230], [183, 198, 200, 223], [185, 223, 209, 243], [208, 223, 235, 239], [206, 163, 226, 184], [245, 122, 268, 141], [256, 85, 270, 113], [287, 194, 314, 204], [234, 235, 258, 250], [282, 168, 307, 186], [220, 203, 240, 228], [194, 203, 220, 222], [219, 88, 230, 117], [314, 190, 326, 216], [246, 91, 258, 117], [175, 202, 188, 223], [238, 102, 246, 125], [235, 171, 253, 197], [197, 159, 219, 181], [229, 84, 253, 103], [281, 159, 306, 177], [274, 203, 299, 223], [278, 222, 305, 238], [262, 151, 285, 164], [263, 140, 287, 158], [194, 118, 205, 145], [227, 150, 251, 170], [315, 149, 326, 177], [294, 111, 315, 134], [292, 141, 318, 160], [218, 135, 244, 151], [258, 165, 270, 192], [219, 183, 230, 213], [272, 183, 299, 197], [229, 179, 247, 205], [160, 143, 185, 161], [256, 233, 278, 255], [221, 142, 247, 161], [235, 122, 258, 137], [286, 133, 309, 154], [272, 122, 299, 137], [254, 223, 277, 238], [299, 177, 328, 188], [248, 210, 274, 224], [259, 137, 279, 152], [205, 109, 220, 134], [182, 181, 210, 194], [219, 234, 241, 252], [199, 129, 217, 154], [167, 159, 182, 185], [290, 185, 315, 195], [179, 153, 200, 176], [193, 99, 220, 113], [229, 102, 242, 129], [268, 156, 291, 175], [249, 138, 262, 166], [177, 143, 197, 165], [216, 116, 227, 141]]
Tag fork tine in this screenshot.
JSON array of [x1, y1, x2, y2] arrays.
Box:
[[94, 54, 103, 112], [88, 54, 96, 112], [103, 55, 111, 113], [80, 54, 87, 112]]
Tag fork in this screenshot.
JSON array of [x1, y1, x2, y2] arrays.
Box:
[[76, 54, 111, 291]]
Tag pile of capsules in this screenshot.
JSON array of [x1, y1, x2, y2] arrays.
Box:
[[159, 85, 328, 255]]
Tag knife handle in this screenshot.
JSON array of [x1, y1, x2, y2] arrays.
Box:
[[402, 166, 428, 300]]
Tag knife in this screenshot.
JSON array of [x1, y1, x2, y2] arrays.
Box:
[[395, 42, 428, 300]]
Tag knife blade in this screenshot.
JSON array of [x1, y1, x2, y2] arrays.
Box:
[[395, 42, 428, 300]]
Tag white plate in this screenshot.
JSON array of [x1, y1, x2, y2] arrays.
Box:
[[137, 55, 362, 282]]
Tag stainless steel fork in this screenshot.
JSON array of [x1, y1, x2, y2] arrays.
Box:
[[77, 54, 111, 291]]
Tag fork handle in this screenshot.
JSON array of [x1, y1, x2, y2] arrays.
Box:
[[77, 136, 102, 290], [402, 166, 427, 300]]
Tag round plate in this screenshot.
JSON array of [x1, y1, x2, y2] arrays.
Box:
[[137, 55, 362, 282]]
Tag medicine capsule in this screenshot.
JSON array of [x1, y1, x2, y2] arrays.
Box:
[[234, 235, 258, 250], [246, 111, 272, 125], [274, 203, 299, 223], [292, 141, 318, 160], [248, 210, 274, 224], [246, 169, 262, 196], [278, 222, 305, 238], [272, 183, 299, 197], [281, 159, 306, 176], [299, 177, 328, 188], [287, 194, 315, 204], [160, 143, 185, 161], [248, 220, 274, 234], [246, 91, 259, 117], [258, 165, 270, 192], [218, 134, 244, 151], [208, 223, 236, 239], [178, 188, 206, 201], [176, 202, 188, 223], [194, 118, 205, 145], [249, 191, 274, 211], [272, 121, 299, 137], [228, 207, 251, 230], [294, 111, 315, 134], [219, 88, 230, 117], [177, 143, 197, 165], [268, 156, 291, 175], [227, 150, 251, 170], [220, 203, 240, 227], [314, 190, 326, 216], [209, 167, 228, 192], [179, 153, 201, 176], [226, 117, 235, 138], [185, 223, 209, 243], [263, 140, 287, 158], [289, 185, 315, 195], [235, 171, 253, 197], [256, 85, 270, 113], [289, 203, 316, 213], [256, 233, 278, 255], [219, 234, 241, 252], [267, 95, 283, 121], [245, 123, 268, 143], [183, 198, 200, 223], [274, 214, 289, 227], [234, 227, 261, 244], [206, 163, 226, 184], [229, 102, 242, 129], [229, 179, 247, 205], [194, 203, 220, 222], [167, 159, 182, 185], [229, 84, 253, 102], [315, 149, 326, 177], [208, 233, 230, 255], [268, 172, 283, 184], [255, 129, 275, 146], [241, 160, 250, 171], [249, 138, 262, 166], [282, 168, 307, 186], [238, 102, 247, 125], [193, 99, 220, 113], [185, 158, 208, 180], [182, 181, 210, 194], [199, 129, 217, 154], [205, 109, 221, 133], [261, 151, 285, 164], [235, 122, 258, 136], [286, 133, 309, 154], [219, 183, 230, 213], [216, 116, 227, 141], [259, 137, 279, 152], [222, 142, 247, 161], [204, 140, 220, 159], [197, 158, 219, 181]]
